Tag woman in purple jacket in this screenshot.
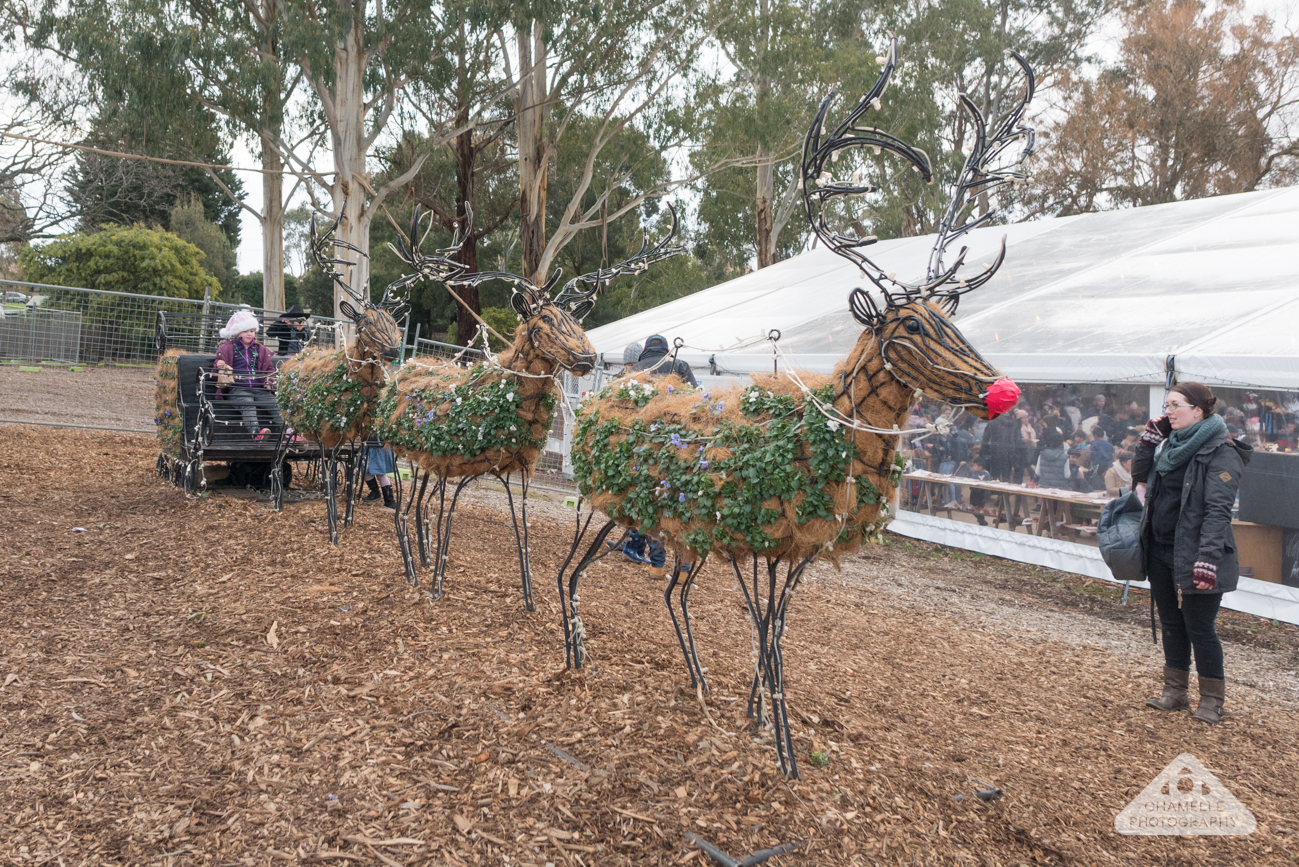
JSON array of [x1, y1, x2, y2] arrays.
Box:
[[214, 309, 280, 438]]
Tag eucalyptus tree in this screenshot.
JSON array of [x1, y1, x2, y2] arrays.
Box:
[[282, 0, 458, 320], [181, 0, 312, 311], [12, 0, 247, 243], [1029, 0, 1299, 214], [384, 3, 521, 346], [695, 0, 869, 270], [874, 0, 1107, 234], [482, 0, 714, 284]]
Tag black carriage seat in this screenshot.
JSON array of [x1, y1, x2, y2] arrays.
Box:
[[175, 353, 215, 451], [174, 353, 288, 453], [201, 368, 287, 451]]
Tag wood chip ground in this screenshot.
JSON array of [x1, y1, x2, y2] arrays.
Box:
[[2, 425, 1297, 866]]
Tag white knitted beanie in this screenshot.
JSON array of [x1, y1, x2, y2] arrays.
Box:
[[220, 309, 259, 339]]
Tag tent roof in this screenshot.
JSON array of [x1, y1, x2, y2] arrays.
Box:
[[587, 186, 1299, 389]]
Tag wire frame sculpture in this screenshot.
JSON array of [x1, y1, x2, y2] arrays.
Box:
[[380, 206, 684, 610], [556, 38, 1033, 778]]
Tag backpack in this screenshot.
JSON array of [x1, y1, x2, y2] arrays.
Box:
[[1097, 490, 1144, 584]]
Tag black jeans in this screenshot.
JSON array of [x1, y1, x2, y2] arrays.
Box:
[[226, 385, 282, 436], [1147, 541, 1224, 679]]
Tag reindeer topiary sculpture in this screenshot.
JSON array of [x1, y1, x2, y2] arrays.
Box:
[[558, 40, 1034, 777], [373, 208, 684, 610], [275, 206, 457, 543]]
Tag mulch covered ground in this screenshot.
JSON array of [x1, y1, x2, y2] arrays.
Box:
[[2, 424, 1298, 866]]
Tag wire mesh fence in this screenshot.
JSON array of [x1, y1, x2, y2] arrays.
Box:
[[0, 279, 348, 365], [0, 307, 83, 364]]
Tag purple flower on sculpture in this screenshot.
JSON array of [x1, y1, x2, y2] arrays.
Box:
[[650, 423, 659, 431], [670, 433, 684, 448], [660, 480, 670, 488], [666, 385, 674, 394], [699, 460, 709, 470], [678, 492, 686, 503]]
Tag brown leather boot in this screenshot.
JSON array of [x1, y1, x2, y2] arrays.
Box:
[[1146, 667, 1190, 712], [1193, 677, 1230, 724]]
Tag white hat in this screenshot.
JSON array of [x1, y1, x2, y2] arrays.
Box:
[[220, 309, 259, 339]]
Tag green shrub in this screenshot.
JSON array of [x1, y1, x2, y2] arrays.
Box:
[[20, 224, 220, 299]]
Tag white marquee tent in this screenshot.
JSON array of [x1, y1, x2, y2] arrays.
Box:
[[588, 186, 1299, 390]]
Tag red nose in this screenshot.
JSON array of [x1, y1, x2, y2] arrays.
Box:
[[984, 377, 1020, 418]]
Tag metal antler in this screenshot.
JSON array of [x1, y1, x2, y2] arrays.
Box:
[[309, 200, 370, 310], [926, 51, 1036, 300], [552, 202, 686, 322], [801, 38, 932, 303], [801, 39, 1035, 311], [386, 204, 475, 304]]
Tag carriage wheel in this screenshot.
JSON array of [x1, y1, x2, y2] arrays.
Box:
[[183, 459, 201, 495], [200, 413, 214, 447], [156, 452, 168, 479]]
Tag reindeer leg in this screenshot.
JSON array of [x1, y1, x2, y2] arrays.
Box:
[[556, 507, 597, 670], [342, 444, 361, 529], [554, 503, 619, 670], [763, 555, 814, 780], [323, 448, 341, 546], [433, 475, 476, 601], [679, 553, 709, 695], [271, 428, 291, 512], [393, 464, 421, 587], [663, 564, 696, 690], [733, 553, 769, 726], [391, 463, 409, 581], [413, 470, 432, 568], [520, 473, 533, 611], [429, 472, 448, 581], [495, 472, 534, 612]]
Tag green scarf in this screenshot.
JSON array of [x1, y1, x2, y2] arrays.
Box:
[[1154, 413, 1226, 476]]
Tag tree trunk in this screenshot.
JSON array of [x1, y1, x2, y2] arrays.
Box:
[[453, 108, 481, 348], [330, 13, 372, 319], [516, 18, 549, 283], [755, 144, 775, 269], [261, 138, 286, 311], [260, 1, 286, 312]]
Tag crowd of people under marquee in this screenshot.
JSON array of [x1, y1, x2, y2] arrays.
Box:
[[897, 385, 1296, 511]]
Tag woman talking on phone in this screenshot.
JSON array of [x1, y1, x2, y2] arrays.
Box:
[[1132, 382, 1252, 724]]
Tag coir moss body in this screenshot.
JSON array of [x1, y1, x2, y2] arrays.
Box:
[[572, 372, 904, 562], [373, 325, 563, 478], [277, 350, 387, 450], [153, 349, 184, 459]]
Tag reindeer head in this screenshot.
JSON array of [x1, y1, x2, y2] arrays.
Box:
[[312, 202, 409, 363], [850, 294, 1006, 418], [509, 282, 597, 376], [803, 39, 1033, 419]]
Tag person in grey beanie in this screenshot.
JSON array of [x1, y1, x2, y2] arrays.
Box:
[[620, 341, 643, 375]]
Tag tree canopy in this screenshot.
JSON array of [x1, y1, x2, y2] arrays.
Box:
[[5, 0, 1299, 342]]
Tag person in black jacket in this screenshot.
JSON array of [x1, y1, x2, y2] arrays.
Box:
[[1133, 382, 1252, 725], [631, 334, 697, 386], [267, 305, 310, 355], [980, 410, 1019, 483]]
